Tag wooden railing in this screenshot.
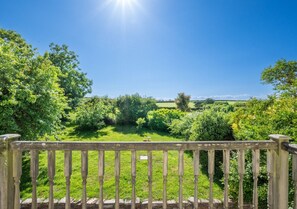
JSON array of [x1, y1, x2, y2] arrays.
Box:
[[0, 134, 292, 209]]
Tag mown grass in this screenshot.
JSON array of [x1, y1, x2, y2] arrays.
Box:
[[21, 125, 223, 201]]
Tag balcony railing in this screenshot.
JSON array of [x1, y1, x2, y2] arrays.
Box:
[[0, 134, 295, 209]]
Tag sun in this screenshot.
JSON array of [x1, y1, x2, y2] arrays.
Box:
[[115, 0, 138, 12]]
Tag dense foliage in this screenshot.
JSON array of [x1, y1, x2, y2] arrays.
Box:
[[75, 97, 117, 131], [116, 94, 157, 125], [170, 112, 199, 139], [0, 29, 67, 140], [147, 109, 185, 132], [175, 92, 191, 112], [232, 96, 297, 140], [261, 59, 297, 97], [190, 110, 232, 141], [47, 43, 92, 109]]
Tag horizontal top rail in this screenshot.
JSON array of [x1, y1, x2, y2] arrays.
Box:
[[282, 142, 297, 155], [10, 140, 277, 151]]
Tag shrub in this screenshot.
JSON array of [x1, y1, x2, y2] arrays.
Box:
[[229, 96, 297, 206], [136, 118, 146, 130], [116, 94, 157, 125], [147, 109, 185, 132], [190, 110, 233, 141], [170, 112, 199, 139], [74, 96, 116, 131]]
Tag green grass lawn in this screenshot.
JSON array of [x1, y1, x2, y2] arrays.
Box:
[[21, 125, 223, 201]]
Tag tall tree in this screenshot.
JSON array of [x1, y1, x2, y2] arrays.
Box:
[[0, 29, 67, 140], [261, 59, 297, 97], [175, 92, 191, 111], [47, 43, 92, 109]]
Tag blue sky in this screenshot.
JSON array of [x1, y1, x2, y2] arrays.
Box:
[[1, 0, 297, 100]]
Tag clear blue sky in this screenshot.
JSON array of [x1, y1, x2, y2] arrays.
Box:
[[1, 0, 297, 100]]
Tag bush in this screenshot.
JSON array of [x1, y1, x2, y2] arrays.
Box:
[[228, 151, 268, 207], [147, 109, 185, 132], [170, 112, 199, 139], [229, 96, 297, 206], [116, 94, 157, 125], [190, 110, 233, 141], [136, 118, 146, 130], [74, 96, 116, 131]]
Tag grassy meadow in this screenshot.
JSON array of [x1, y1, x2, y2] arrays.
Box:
[[156, 100, 245, 109], [21, 125, 223, 201]]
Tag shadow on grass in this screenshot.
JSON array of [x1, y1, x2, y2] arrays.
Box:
[[68, 127, 109, 139], [184, 149, 224, 189], [112, 125, 170, 137]]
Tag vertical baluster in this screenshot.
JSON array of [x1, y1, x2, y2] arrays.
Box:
[[115, 151, 121, 209], [266, 150, 274, 209], [148, 151, 153, 209], [163, 151, 168, 209], [292, 154, 297, 209], [208, 150, 215, 209], [98, 151, 105, 209], [193, 150, 200, 209], [81, 151, 88, 209], [252, 149, 260, 209], [178, 150, 184, 209], [238, 150, 245, 209], [13, 150, 22, 209], [223, 150, 230, 209], [48, 150, 56, 209], [131, 150, 136, 209], [64, 150, 72, 209], [30, 150, 39, 209]]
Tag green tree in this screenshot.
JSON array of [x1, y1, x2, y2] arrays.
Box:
[[175, 92, 191, 111], [47, 43, 92, 109], [147, 109, 185, 132], [116, 94, 157, 125], [261, 59, 297, 97], [74, 97, 116, 131], [0, 29, 67, 140], [204, 98, 215, 104]]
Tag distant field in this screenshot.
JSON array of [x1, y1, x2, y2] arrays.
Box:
[[156, 100, 245, 108], [156, 102, 195, 108]]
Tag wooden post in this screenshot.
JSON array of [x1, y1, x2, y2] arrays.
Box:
[[0, 134, 20, 209], [269, 134, 290, 209]]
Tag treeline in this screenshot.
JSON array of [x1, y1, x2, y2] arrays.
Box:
[[0, 28, 92, 140]]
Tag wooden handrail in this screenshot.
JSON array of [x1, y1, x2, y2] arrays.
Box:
[[1, 134, 294, 209], [10, 140, 277, 151]]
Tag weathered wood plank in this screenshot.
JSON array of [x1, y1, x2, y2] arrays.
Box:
[[252, 149, 260, 209], [238, 150, 245, 209], [64, 150, 72, 209], [47, 150, 56, 209], [98, 151, 105, 209], [131, 150, 136, 209], [208, 150, 215, 209], [30, 150, 39, 209], [293, 154, 297, 209], [267, 150, 275, 209], [193, 150, 200, 209], [223, 149, 230, 209], [163, 151, 168, 209], [115, 151, 120, 209], [13, 150, 22, 209], [11, 141, 277, 151], [178, 150, 184, 209], [81, 151, 88, 209]]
